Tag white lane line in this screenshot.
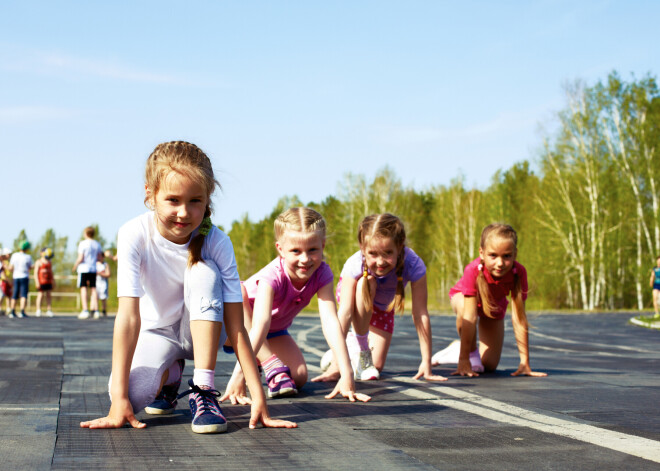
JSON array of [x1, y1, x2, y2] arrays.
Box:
[[296, 323, 660, 464], [392, 377, 660, 463], [0, 407, 59, 411], [532, 344, 631, 358], [296, 324, 324, 372], [530, 330, 657, 354]]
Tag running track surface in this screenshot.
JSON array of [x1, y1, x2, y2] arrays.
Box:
[[1, 312, 658, 470]]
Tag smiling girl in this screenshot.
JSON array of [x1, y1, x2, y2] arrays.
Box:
[[432, 223, 546, 378], [317, 213, 445, 383], [221, 207, 369, 404], [80, 141, 296, 433]]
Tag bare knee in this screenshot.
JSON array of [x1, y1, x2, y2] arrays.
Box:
[[291, 365, 308, 388]]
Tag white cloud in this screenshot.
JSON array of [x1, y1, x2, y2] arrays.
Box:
[[0, 106, 78, 124], [1, 44, 186, 85], [375, 107, 552, 146]]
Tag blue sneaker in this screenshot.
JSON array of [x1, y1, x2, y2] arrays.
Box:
[[145, 359, 184, 415], [178, 379, 227, 434]]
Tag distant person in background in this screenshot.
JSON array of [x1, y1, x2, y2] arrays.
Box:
[[9, 241, 33, 318], [650, 255, 660, 318], [0, 248, 13, 315], [34, 247, 55, 317], [72, 226, 103, 320], [96, 250, 111, 318]]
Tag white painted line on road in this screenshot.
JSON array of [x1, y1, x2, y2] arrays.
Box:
[[297, 323, 660, 464], [0, 407, 59, 411], [393, 377, 660, 464], [530, 330, 657, 353]]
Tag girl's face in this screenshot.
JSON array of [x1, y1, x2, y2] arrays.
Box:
[[479, 236, 516, 279], [148, 172, 208, 244], [276, 230, 325, 288], [363, 236, 400, 277]]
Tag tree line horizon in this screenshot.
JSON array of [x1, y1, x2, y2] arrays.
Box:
[[5, 71, 659, 312]]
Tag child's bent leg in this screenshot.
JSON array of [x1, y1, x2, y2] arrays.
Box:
[[184, 260, 226, 375], [268, 334, 307, 388], [353, 276, 376, 335], [367, 326, 392, 372], [183, 260, 228, 434], [108, 328, 184, 413], [478, 317, 504, 371]]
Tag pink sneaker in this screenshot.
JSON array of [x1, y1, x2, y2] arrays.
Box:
[[266, 366, 297, 398]]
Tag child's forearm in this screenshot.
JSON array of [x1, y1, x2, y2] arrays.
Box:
[[110, 300, 141, 400], [512, 315, 530, 365], [320, 310, 353, 379], [412, 310, 433, 364]]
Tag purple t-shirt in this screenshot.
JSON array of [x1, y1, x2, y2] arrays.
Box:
[[337, 247, 426, 311], [243, 257, 334, 332]]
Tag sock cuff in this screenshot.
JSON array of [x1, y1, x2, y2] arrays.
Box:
[[193, 368, 215, 389]]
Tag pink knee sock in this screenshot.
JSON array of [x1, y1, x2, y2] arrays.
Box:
[[262, 354, 285, 377], [356, 332, 370, 351]]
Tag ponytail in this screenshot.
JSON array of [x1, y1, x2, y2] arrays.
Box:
[[476, 261, 500, 319], [360, 257, 374, 314], [387, 251, 406, 313], [188, 208, 212, 267], [510, 268, 527, 328]]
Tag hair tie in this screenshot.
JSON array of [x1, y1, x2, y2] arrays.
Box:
[[199, 217, 213, 236], [478, 263, 483, 271], [363, 269, 368, 278], [397, 276, 403, 282], [513, 267, 518, 274]]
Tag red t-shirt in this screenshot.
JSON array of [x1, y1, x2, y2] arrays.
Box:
[[449, 257, 528, 319]]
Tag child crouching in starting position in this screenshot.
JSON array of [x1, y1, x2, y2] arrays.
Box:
[[432, 223, 546, 378], [317, 213, 445, 383], [80, 141, 296, 433], [221, 207, 370, 404]]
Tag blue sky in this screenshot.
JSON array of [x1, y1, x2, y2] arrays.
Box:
[[1, 1, 658, 250]]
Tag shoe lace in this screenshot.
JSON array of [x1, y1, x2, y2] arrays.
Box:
[[177, 381, 221, 413]]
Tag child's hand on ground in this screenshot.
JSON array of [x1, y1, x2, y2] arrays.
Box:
[[452, 359, 479, 377], [311, 367, 340, 383], [324, 376, 371, 402], [220, 374, 251, 405], [248, 400, 298, 429], [511, 363, 547, 377], [80, 398, 146, 429], [413, 363, 448, 382]]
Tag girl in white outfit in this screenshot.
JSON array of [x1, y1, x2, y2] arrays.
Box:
[[80, 141, 296, 433]]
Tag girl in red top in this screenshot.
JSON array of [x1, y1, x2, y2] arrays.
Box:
[[34, 247, 55, 317], [432, 223, 546, 378]]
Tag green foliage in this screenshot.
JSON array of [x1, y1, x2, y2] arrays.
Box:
[[226, 72, 660, 312]]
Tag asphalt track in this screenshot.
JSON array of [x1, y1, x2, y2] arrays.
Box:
[[1, 312, 658, 470]]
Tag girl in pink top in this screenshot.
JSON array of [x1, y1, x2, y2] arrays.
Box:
[[432, 223, 546, 378], [221, 207, 370, 404], [318, 213, 446, 383]]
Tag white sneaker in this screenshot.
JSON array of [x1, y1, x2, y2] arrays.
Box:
[[469, 349, 485, 373], [46, 310, 54, 317], [78, 310, 90, 319], [355, 349, 380, 381], [35, 310, 42, 317], [93, 311, 101, 319], [431, 340, 461, 365], [320, 349, 333, 372]]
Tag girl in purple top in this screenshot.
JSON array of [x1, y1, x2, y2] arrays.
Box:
[[318, 213, 446, 383], [432, 223, 546, 378], [221, 208, 370, 404]]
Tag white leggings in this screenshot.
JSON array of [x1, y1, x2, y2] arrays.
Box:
[[109, 260, 227, 413]]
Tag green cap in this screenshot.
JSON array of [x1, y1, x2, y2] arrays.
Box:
[[20, 241, 31, 251]]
